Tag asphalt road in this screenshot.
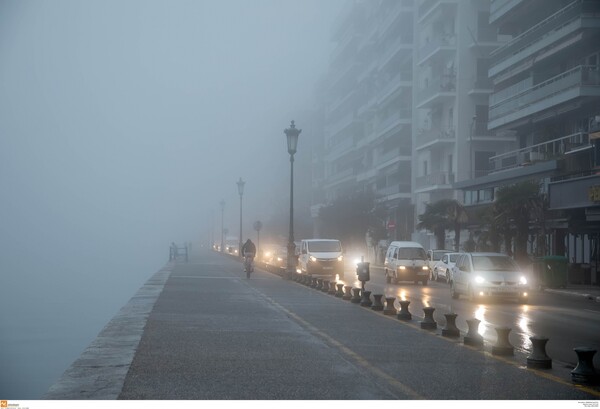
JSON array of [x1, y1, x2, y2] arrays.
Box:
[[338, 264, 600, 370], [116, 249, 600, 400]]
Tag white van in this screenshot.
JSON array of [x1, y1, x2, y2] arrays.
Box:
[[384, 241, 429, 285], [298, 239, 344, 279]]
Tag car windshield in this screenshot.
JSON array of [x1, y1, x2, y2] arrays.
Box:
[[308, 241, 341, 252], [398, 248, 426, 259], [432, 250, 450, 260], [472, 255, 518, 271], [449, 254, 459, 262]]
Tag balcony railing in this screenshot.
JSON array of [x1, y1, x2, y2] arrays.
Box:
[[490, 0, 523, 23], [415, 127, 455, 149], [377, 109, 412, 133], [415, 172, 455, 189], [489, 0, 599, 74], [489, 65, 600, 125], [489, 132, 591, 172], [377, 71, 412, 104], [417, 76, 456, 104], [380, 35, 413, 68], [377, 183, 412, 197], [418, 34, 456, 64]]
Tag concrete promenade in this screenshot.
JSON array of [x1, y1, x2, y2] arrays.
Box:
[[45, 250, 600, 400]]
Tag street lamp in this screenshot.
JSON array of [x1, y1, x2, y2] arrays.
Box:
[[237, 177, 245, 257], [284, 120, 301, 279], [219, 199, 225, 252]]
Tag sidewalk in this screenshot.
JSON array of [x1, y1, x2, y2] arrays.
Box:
[[544, 284, 600, 302]]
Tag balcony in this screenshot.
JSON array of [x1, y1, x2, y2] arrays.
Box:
[[490, 0, 524, 24], [376, 146, 412, 167], [489, 0, 600, 78], [377, 109, 412, 137], [416, 76, 456, 109], [488, 65, 600, 130], [489, 131, 591, 172], [415, 172, 455, 191], [376, 183, 412, 198], [377, 71, 412, 105], [379, 3, 413, 37], [549, 174, 600, 210], [379, 35, 413, 69], [418, 0, 457, 24], [415, 127, 455, 150], [326, 110, 360, 138], [468, 78, 494, 96], [417, 34, 456, 66]]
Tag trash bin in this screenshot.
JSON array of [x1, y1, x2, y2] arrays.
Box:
[[535, 256, 568, 289]]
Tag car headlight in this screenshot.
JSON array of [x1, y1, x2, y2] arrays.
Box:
[[474, 276, 485, 284], [277, 257, 283, 262], [399, 266, 406, 270], [310, 256, 317, 262], [519, 276, 528, 285], [422, 265, 429, 270], [337, 255, 343, 262]]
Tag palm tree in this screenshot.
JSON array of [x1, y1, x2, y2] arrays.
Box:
[[493, 180, 542, 264], [417, 199, 468, 251]]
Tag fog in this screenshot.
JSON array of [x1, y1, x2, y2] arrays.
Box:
[[0, 0, 343, 398]]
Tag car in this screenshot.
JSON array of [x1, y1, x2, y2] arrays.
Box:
[[426, 249, 452, 271], [263, 246, 288, 269], [450, 252, 529, 303], [298, 239, 344, 279], [432, 252, 462, 283], [384, 241, 429, 285]]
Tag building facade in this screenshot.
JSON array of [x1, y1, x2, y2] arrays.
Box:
[[455, 0, 600, 283]]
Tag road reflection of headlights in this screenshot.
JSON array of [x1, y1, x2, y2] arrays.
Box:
[[519, 276, 527, 285], [475, 276, 485, 284]]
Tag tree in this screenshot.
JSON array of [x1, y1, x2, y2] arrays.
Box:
[[417, 199, 468, 251], [493, 180, 542, 264], [318, 191, 386, 251]]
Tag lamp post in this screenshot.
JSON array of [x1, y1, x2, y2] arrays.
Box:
[[284, 120, 301, 279], [219, 199, 225, 253], [237, 177, 245, 257]]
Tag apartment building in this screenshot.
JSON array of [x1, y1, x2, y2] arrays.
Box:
[[312, 0, 415, 240], [412, 0, 512, 248], [455, 0, 600, 283]]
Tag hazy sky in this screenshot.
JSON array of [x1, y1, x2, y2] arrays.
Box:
[[0, 0, 344, 397]]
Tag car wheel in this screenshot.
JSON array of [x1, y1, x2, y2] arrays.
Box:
[[451, 281, 459, 299]]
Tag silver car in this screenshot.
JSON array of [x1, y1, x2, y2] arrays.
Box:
[[432, 252, 461, 283], [450, 252, 529, 303]]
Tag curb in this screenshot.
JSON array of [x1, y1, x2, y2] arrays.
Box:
[[544, 288, 600, 302]]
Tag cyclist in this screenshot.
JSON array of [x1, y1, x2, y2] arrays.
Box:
[[241, 239, 256, 274]]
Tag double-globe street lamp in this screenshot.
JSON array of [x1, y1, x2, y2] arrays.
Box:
[[237, 177, 245, 257], [284, 120, 301, 280]]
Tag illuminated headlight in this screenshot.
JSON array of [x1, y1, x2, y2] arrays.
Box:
[[353, 258, 361, 266], [337, 255, 343, 262], [234, 249, 238, 254], [277, 257, 283, 262], [422, 266, 429, 270], [519, 276, 528, 285], [310, 256, 317, 262], [399, 266, 406, 270], [265, 251, 272, 258], [474, 276, 485, 284]]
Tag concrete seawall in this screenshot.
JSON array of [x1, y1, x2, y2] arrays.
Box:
[[43, 263, 173, 399]]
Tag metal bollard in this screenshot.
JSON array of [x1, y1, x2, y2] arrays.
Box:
[[464, 318, 484, 347], [384, 297, 396, 315], [371, 294, 384, 311], [328, 281, 337, 295], [311, 277, 318, 288], [420, 307, 437, 330], [351, 288, 362, 303], [342, 285, 353, 300], [527, 336, 552, 369], [360, 290, 372, 307], [492, 327, 514, 356], [322, 280, 330, 293], [335, 283, 345, 297], [571, 347, 598, 385], [397, 300, 412, 321], [316, 278, 323, 291], [442, 313, 460, 337]]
